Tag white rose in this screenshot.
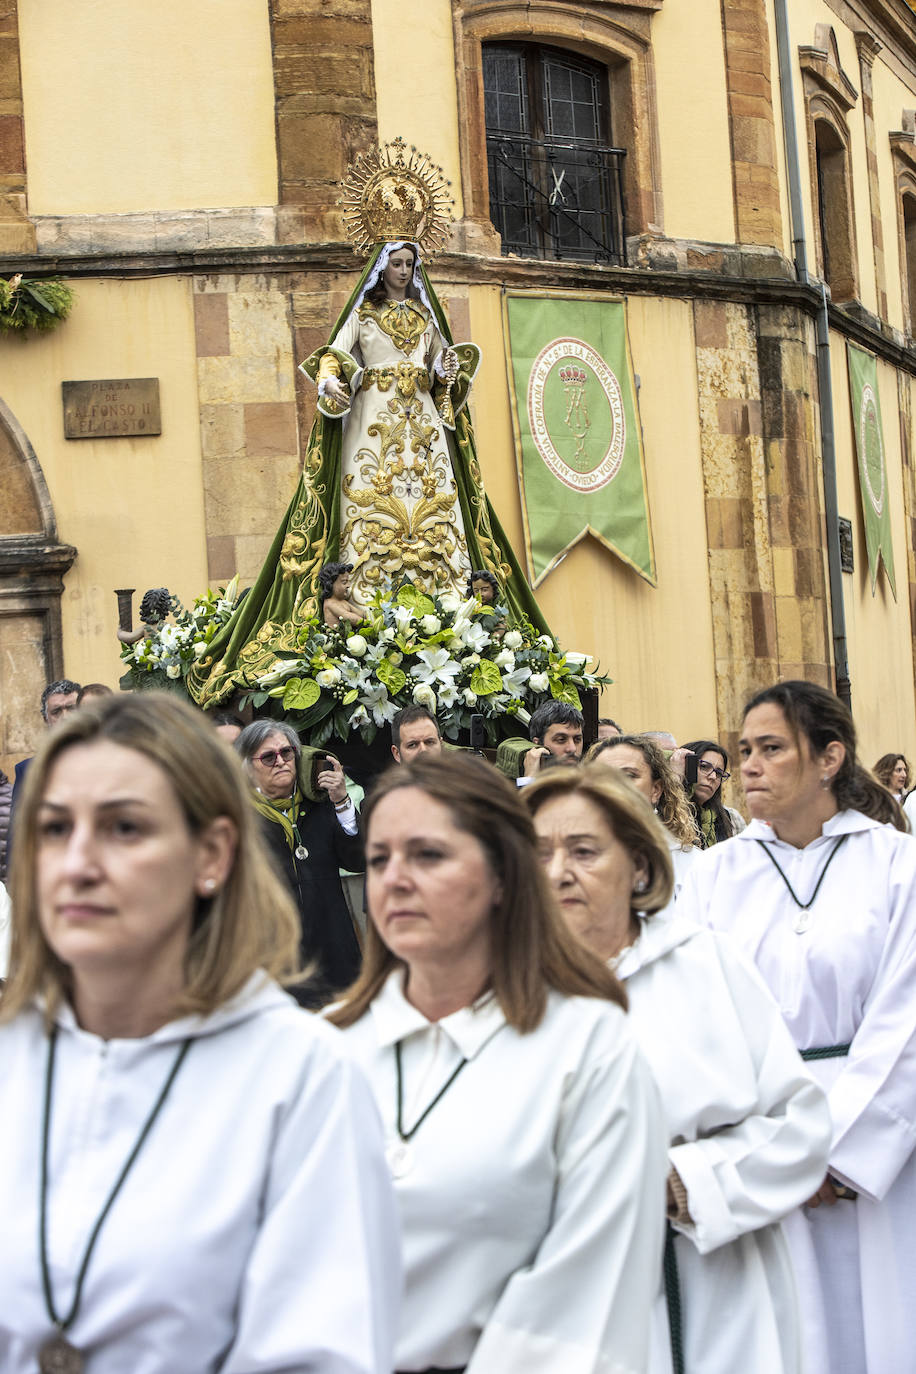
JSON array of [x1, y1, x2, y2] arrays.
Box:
[[528, 672, 549, 692], [381, 627, 396, 642], [563, 651, 589, 667], [166, 663, 181, 680], [316, 667, 341, 688], [463, 688, 478, 706], [465, 653, 481, 666], [495, 648, 515, 669], [446, 636, 464, 653], [192, 640, 208, 658], [420, 614, 442, 635], [538, 635, 555, 649], [413, 683, 437, 710], [346, 634, 368, 657], [504, 629, 523, 649], [388, 650, 403, 666], [439, 592, 461, 614]]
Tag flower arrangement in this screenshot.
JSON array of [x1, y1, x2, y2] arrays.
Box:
[[0, 274, 74, 335], [120, 578, 240, 686], [238, 583, 609, 747]]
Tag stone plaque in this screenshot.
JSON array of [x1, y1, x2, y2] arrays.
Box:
[[62, 378, 161, 439]]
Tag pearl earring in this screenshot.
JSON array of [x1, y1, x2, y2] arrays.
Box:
[[634, 877, 647, 894], [202, 878, 217, 895]]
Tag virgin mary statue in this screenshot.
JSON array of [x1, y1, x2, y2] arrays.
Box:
[[190, 140, 548, 710]]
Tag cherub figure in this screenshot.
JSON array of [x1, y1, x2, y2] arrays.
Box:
[[319, 562, 364, 628]]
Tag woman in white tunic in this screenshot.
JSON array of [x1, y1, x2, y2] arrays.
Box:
[[677, 679, 916, 1374], [524, 765, 830, 1374], [0, 693, 399, 1374], [329, 752, 668, 1374], [586, 734, 701, 894]]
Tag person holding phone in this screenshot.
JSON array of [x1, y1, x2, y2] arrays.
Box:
[[236, 721, 364, 1007]]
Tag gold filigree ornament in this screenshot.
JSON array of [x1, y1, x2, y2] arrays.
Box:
[[340, 137, 454, 257]]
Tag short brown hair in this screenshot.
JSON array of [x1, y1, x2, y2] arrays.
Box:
[[1, 693, 301, 1025], [523, 764, 675, 917], [328, 754, 625, 1031]]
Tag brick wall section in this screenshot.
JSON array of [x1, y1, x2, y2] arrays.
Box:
[[0, 0, 33, 252], [720, 0, 782, 246], [269, 0, 378, 245], [694, 298, 830, 757], [194, 275, 301, 585], [856, 34, 888, 321]]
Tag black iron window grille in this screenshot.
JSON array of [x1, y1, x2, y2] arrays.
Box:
[[483, 43, 626, 265], [486, 131, 626, 264]]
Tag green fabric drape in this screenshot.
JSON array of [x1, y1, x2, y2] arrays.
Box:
[[190, 248, 549, 710]]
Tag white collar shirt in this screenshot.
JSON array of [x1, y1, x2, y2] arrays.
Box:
[[340, 970, 668, 1374]]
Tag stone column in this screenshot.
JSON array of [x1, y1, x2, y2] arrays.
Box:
[[269, 0, 378, 245], [0, 0, 34, 252], [720, 0, 783, 246], [856, 33, 888, 321]]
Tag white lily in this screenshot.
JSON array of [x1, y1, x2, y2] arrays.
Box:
[[501, 665, 532, 699], [413, 647, 461, 685], [494, 648, 516, 669], [461, 622, 490, 653]]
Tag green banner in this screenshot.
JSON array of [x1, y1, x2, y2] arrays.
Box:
[[504, 292, 655, 587], [846, 341, 895, 598]]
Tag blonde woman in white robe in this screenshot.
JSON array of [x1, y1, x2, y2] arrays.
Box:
[[678, 679, 916, 1374], [0, 694, 399, 1374], [525, 765, 830, 1374]]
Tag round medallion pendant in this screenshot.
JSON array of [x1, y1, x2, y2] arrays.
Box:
[[294, 844, 309, 860], [385, 1139, 414, 1178], [38, 1334, 84, 1374]]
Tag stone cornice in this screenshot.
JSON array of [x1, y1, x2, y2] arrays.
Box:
[[2, 240, 915, 374]]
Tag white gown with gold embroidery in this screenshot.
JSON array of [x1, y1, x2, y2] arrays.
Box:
[[326, 298, 471, 604]]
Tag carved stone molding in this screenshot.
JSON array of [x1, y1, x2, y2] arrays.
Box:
[[799, 25, 859, 114]]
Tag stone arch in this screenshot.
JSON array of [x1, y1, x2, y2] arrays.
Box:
[[0, 398, 76, 779]]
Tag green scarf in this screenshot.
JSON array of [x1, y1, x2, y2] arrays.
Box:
[[252, 787, 304, 853]]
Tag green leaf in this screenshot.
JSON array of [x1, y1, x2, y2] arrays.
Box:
[[282, 677, 321, 711], [470, 660, 503, 696], [251, 691, 269, 708], [376, 658, 407, 694], [342, 688, 358, 705], [395, 585, 436, 618], [23, 283, 54, 313], [549, 679, 582, 709]]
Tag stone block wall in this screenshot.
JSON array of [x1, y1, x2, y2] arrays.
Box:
[[694, 296, 831, 759], [0, 0, 33, 252], [720, 0, 782, 246], [194, 275, 302, 584]]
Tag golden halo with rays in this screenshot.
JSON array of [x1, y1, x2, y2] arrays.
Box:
[[340, 137, 454, 258]]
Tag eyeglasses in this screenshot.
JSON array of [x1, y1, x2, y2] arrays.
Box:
[[697, 760, 730, 782], [254, 746, 297, 768]]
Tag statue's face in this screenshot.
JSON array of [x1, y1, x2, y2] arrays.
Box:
[[472, 578, 495, 605], [383, 247, 415, 298], [332, 571, 350, 600]]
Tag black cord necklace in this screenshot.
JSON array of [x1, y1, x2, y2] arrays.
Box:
[[38, 1028, 192, 1373], [385, 1040, 468, 1178], [755, 834, 849, 931]]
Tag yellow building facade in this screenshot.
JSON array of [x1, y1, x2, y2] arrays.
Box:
[[2, 0, 916, 800]]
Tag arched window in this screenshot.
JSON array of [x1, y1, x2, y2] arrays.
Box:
[[482, 43, 625, 263], [814, 117, 856, 301]]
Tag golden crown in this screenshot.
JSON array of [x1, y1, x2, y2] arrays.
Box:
[[340, 138, 454, 257]]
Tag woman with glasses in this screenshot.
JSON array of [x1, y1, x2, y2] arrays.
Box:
[[679, 681, 916, 1374], [681, 740, 745, 849], [236, 721, 363, 1007], [586, 735, 700, 894]]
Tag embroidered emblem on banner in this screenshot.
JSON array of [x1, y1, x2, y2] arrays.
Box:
[[526, 337, 625, 493], [859, 382, 885, 517]]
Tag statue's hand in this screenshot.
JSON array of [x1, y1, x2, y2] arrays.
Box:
[[324, 376, 350, 407]]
